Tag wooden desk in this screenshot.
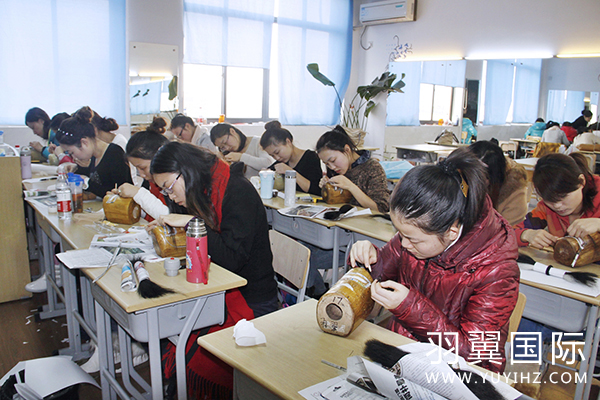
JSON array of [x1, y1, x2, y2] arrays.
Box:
[[518, 247, 600, 400], [335, 214, 396, 257], [425, 141, 468, 148], [394, 144, 452, 164]]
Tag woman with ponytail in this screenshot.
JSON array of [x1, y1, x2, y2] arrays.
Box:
[[113, 117, 179, 220], [210, 123, 273, 179], [56, 106, 132, 198], [515, 152, 600, 248], [316, 125, 389, 212], [349, 147, 519, 373]]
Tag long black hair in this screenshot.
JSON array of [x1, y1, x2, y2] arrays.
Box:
[[25, 107, 51, 139], [316, 125, 358, 154], [126, 117, 168, 160], [390, 147, 488, 237], [469, 141, 506, 207], [533, 152, 597, 214], [55, 106, 96, 146], [210, 123, 246, 151], [151, 142, 219, 229], [169, 113, 195, 130]]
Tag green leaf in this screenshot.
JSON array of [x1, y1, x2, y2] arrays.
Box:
[[364, 100, 376, 118], [391, 79, 406, 91], [307, 63, 335, 87], [168, 76, 178, 100]]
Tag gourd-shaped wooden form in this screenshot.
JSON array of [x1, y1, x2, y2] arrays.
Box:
[[102, 194, 141, 225], [150, 225, 187, 258], [554, 232, 600, 267], [321, 182, 353, 204], [317, 267, 374, 337], [273, 173, 284, 191]]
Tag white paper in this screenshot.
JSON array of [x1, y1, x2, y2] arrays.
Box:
[[56, 247, 119, 269], [518, 263, 600, 297], [0, 356, 99, 400], [232, 319, 266, 346], [299, 376, 350, 400]]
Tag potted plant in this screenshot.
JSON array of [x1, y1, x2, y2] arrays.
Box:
[[307, 63, 405, 144]]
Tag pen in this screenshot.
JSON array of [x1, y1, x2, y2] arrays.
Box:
[[321, 359, 347, 371]]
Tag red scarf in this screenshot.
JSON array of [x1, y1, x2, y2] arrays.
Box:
[[208, 159, 230, 231]]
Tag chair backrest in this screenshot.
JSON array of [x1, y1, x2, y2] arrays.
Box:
[[269, 230, 311, 302], [532, 142, 560, 158], [507, 292, 527, 342]]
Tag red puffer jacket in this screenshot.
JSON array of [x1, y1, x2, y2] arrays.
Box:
[[371, 196, 519, 373]]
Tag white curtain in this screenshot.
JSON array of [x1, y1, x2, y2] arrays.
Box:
[[546, 90, 585, 123], [130, 82, 162, 116], [0, 0, 127, 125], [513, 59, 542, 123], [387, 61, 422, 126], [483, 60, 514, 125]]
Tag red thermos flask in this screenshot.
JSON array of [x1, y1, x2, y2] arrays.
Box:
[[186, 217, 210, 284]]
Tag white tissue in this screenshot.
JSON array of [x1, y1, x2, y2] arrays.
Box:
[[233, 319, 266, 346]]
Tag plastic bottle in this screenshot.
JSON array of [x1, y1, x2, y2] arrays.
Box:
[[0, 131, 17, 157], [20, 146, 32, 179], [284, 170, 297, 207], [67, 173, 83, 213], [186, 217, 209, 284], [56, 165, 73, 220]]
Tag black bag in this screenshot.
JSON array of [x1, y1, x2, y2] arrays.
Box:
[[434, 130, 459, 145]]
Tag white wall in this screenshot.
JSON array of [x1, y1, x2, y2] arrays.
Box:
[[352, 0, 600, 151]]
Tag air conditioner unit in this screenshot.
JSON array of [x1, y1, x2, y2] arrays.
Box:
[[359, 0, 416, 25]]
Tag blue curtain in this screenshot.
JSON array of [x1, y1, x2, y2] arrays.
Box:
[[0, 0, 126, 125], [421, 60, 466, 88], [277, 0, 353, 125], [483, 60, 514, 125], [546, 90, 585, 123], [513, 59, 542, 123], [183, 0, 275, 68], [387, 61, 422, 126], [130, 82, 162, 116]]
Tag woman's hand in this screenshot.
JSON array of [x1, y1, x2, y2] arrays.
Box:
[[370, 280, 409, 310], [319, 176, 329, 188], [48, 144, 57, 154], [326, 175, 356, 192], [83, 192, 97, 201], [567, 218, 600, 238], [61, 162, 78, 173], [30, 141, 43, 152], [273, 163, 292, 174], [224, 152, 242, 163], [145, 214, 194, 233], [349, 240, 378, 271], [112, 183, 139, 198], [521, 229, 560, 249]]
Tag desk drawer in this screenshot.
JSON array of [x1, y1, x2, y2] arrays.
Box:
[[519, 284, 588, 332], [91, 284, 225, 342], [272, 212, 350, 249], [396, 148, 438, 164]]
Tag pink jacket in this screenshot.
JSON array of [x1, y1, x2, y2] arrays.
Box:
[[370, 197, 519, 373]]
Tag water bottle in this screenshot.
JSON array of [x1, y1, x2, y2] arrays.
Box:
[[67, 173, 83, 213], [186, 217, 209, 284], [284, 170, 297, 206], [56, 165, 73, 220], [20, 146, 32, 179]]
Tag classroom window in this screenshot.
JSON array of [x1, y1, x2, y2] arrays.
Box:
[[419, 84, 464, 125]]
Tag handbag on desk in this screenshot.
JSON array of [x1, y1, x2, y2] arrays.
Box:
[[434, 129, 459, 145]]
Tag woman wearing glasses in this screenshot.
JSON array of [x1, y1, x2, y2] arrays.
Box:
[[149, 141, 278, 317], [55, 106, 132, 198], [169, 113, 217, 154], [210, 123, 273, 179]]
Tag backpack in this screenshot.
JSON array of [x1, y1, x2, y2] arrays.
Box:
[[434, 130, 459, 145]]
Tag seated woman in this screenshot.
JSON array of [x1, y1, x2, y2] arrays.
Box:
[[514, 152, 600, 248], [169, 113, 217, 153], [210, 123, 273, 179], [571, 109, 593, 134], [25, 107, 55, 160], [541, 121, 570, 146], [316, 125, 389, 213], [259, 120, 322, 195], [47, 112, 73, 164], [349, 147, 519, 374], [523, 118, 546, 139], [150, 142, 278, 316], [113, 117, 180, 220], [469, 140, 528, 225], [55, 106, 132, 198]]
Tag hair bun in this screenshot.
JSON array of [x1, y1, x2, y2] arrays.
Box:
[[264, 120, 281, 130], [149, 117, 167, 134], [74, 106, 93, 124]]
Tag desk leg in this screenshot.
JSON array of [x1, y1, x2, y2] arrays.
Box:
[[332, 227, 340, 284], [38, 227, 65, 319], [95, 300, 119, 400], [581, 305, 600, 400], [117, 327, 149, 400], [147, 308, 164, 400], [59, 264, 82, 359], [80, 274, 97, 333]]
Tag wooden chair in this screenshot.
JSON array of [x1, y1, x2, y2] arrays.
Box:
[[499, 141, 517, 158], [508, 292, 527, 339], [269, 230, 311, 303]]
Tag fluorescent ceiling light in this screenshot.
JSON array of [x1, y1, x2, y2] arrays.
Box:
[[394, 56, 463, 62], [137, 73, 173, 79], [465, 53, 553, 60], [556, 53, 600, 58]]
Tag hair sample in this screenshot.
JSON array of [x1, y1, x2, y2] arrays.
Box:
[[390, 147, 488, 237], [533, 152, 597, 214], [468, 141, 506, 207], [169, 113, 195, 130], [260, 121, 293, 149], [55, 106, 96, 146], [126, 117, 169, 160], [151, 142, 219, 229], [25, 107, 51, 138], [210, 123, 246, 151], [316, 125, 358, 154]]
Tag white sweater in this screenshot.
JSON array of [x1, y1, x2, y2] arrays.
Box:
[[239, 136, 274, 179], [133, 187, 169, 220]]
